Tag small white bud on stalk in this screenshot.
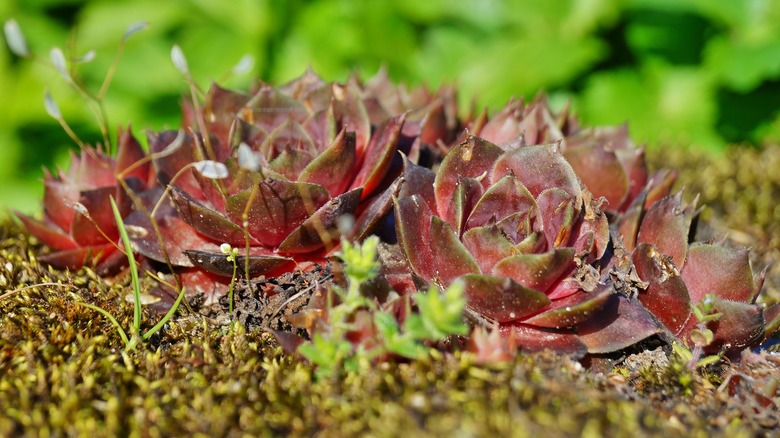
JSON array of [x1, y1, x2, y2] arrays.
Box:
[[194, 160, 229, 179], [232, 54, 254, 75], [237, 142, 261, 171], [122, 21, 148, 42], [4, 19, 29, 57], [43, 90, 62, 120], [50, 47, 71, 82], [171, 44, 189, 75]]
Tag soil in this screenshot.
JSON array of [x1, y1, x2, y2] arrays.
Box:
[[0, 145, 778, 437]]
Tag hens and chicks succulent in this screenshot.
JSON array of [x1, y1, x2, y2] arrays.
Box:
[[17, 69, 779, 360]]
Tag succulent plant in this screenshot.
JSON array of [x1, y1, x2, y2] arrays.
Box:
[[15, 127, 153, 275], [127, 72, 409, 282], [617, 190, 780, 353], [394, 135, 660, 356], [466, 98, 677, 215]]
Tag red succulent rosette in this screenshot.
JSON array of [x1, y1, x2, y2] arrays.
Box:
[[394, 135, 660, 356], [618, 191, 780, 353], [15, 127, 152, 275], [128, 74, 409, 281]]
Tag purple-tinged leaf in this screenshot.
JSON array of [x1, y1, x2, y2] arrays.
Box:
[[395, 195, 436, 282], [429, 215, 480, 284], [523, 285, 613, 329], [536, 188, 576, 249], [492, 143, 580, 198], [38, 244, 115, 272], [70, 187, 119, 246], [705, 299, 765, 353], [170, 185, 254, 246], [462, 274, 550, 323], [13, 212, 77, 251], [278, 188, 362, 253], [350, 177, 402, 242], [299, 128, 356, 197], [184, 249, 293, 278], [435, 136, 503, 220], [350, 113, 405, 199], [764, 304, 780, 340], [462, 225, 516, 274], [225, 179, 330, 247], [636, 192, 689, 268], [398, 156, 436, 212], [681, 245, 758, 304], [466, 174, 536, 231], [577, 295, 660, 354], [492, 248, 575, 292], [633, 242, 692, 337], [645, 169, 677, 209], [564, 142, 629, 209], [447, 176, 483, 236], [500, 324, 587, 357]]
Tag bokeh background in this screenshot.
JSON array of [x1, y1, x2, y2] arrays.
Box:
[[3, 0, 780, 214]]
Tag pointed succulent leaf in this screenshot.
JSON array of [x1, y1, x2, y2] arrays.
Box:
[[184, 249, 293, 278], [564, 143, 629, 209], [398, 156, 436, 211], [268, 148, 314, 180], [616, 190, 647, 251], [170, 185, 253, 246], [42, 179, 77, 234], [644, 169, 678, 208], [148, 131, 202, 198], [435, 136, 503, 220], [38, 244, 115, 272], [462, 225, 517, 274], [394, 195, 436, 282], [500, 325, 587, 357], [260, 119, 317, 160], [536, 188, 577, 249], [461, 274, 550, 323], [492, 248, 575, 292], [278, 188, 362, 253], [632, 242, 692, 337], [448, 176, 483, 236], [466, 174, 536, 231], [70, 187, 121, 246], [681, 245, 758, 304], [704, 299, 765, 353], [298, 128, 356, 197], [492, 143, 580, 198], [523, 285, 613, 329], [636, 192, 689, 268], [330, 82, 371, 155], [576, 295, 660, 354], [429, 215, 480, 284], [14, 212, 77, 250], [764, 304, 780, 340], [226, 179, 330, 247], [350, 177, 402, 242], [115, 126, 150, 183], [349, 113, 405, 199]]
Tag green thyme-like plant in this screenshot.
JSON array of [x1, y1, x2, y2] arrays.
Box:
[[299, 236, 468, 378]]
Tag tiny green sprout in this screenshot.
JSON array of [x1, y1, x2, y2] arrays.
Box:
[[679, 293, 724, 371], [339, 236, 380, 285], [405, 281, 470, 340], [221, 243, 240, 314]]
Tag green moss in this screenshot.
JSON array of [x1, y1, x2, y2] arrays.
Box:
[[0, 215, 777, 436]]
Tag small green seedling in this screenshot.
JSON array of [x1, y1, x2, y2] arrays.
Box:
[[298, 236, 469, 378]]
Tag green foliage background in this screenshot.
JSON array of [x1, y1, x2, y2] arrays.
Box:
[[3, 0, 780, 213]]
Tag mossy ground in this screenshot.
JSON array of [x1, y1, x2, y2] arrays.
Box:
[[1, 146, 778, 437]]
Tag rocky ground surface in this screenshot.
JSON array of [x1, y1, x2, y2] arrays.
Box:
[[0, 145, 778, 437]]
